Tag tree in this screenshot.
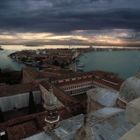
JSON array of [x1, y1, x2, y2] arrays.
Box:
[[28, 91, 36, 114], [0, 107, 4, 122]]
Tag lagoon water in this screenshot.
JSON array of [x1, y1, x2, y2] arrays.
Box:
[[0, 45, 87, 70], [79, 50, 140, 79], [0, 45, 140, 79], [0, 50, 25, 70]]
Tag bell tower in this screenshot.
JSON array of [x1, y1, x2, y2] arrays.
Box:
[[43, 86, 60, 132]]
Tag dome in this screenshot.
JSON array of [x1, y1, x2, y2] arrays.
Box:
[[87, 87, 119, 107], [119, 72, 140, 102]]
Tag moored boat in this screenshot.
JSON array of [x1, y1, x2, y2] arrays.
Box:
[[77, 63, 85, 67]]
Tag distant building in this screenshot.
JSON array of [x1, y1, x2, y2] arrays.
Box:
[[0, 67, 125, 140]]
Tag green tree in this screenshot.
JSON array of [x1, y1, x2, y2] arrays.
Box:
[[28, 91, 36, 114]]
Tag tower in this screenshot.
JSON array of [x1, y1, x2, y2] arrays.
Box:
[[75, 114, 95, 140], [44, 86, 60, 132]]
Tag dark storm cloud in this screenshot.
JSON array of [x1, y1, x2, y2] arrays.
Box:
[[0, 0, 140, 33]]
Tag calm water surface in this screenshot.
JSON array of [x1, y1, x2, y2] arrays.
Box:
[[0, 45, 87, 70], [0, 45, 140, 79], [79, 51, 140, 79], [0, 50, 25, 70]]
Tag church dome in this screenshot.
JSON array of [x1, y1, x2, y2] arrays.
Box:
[[119, 72, 140, 102], [87, 88, 119, 107]]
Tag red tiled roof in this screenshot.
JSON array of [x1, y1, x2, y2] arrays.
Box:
[[23, 67, 45, 80], [0, 83, 39, 97], [53, 71, 123, 90], [0, 107, 71, 140], [93, 79, 122, 91], [55, 78, 93, 87], [40, 81, 79, 106]]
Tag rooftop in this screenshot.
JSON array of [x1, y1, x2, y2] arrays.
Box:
[[0, 83, 39, 97], [23, 67, 41, 80], [40, 80, 79, 106], [88, 108, 134, 140], [54, 114, 84, 139], [23, 132, 51, 140], [126, 97, 140, 124], [92, 107, 124, 119], [119, 122, 140, 140], [0, 108, 71, 140], [87, 88, 119, 107], [24, 114, 84, 140]]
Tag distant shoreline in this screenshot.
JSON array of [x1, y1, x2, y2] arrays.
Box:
[[1, 44, 140, 51], [0, 46, 4, 51]]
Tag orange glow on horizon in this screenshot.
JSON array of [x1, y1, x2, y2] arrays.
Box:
[[0, 30, 139, 46]]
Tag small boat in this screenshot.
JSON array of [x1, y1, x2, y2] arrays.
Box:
[[77, 67, 84, 72], [77, 63, 85, 67]]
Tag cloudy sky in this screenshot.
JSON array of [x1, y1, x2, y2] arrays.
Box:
[[0, 0, 140, 46]]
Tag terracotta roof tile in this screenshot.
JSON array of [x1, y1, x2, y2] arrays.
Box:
[[0, 108, 71, 140], [0, 83, 39, 97]]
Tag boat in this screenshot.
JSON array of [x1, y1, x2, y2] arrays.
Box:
[[77, 63, 85, 67], [77, 67, 84, 72]]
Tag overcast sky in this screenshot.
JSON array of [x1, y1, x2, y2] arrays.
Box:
[[0, 0, 140, 46]]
